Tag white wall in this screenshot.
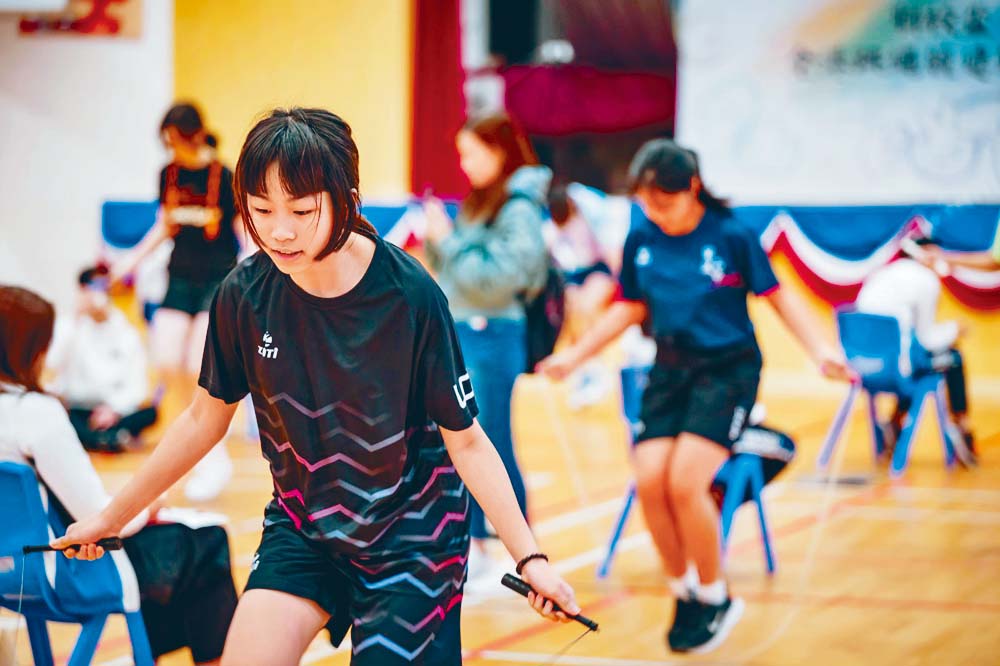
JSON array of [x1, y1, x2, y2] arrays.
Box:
[[0, 0, 172, 308]]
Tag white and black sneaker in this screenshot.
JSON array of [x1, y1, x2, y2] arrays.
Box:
[[666, 597, 701, 652], [676, 596, 744, 654]]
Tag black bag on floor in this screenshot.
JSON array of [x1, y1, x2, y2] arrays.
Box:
[[711, 425, 796, 508]]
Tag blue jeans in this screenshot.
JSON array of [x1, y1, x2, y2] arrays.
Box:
[[455, 318, 528, 538]]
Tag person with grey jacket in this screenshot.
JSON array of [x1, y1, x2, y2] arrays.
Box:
[[423, 113, 549, 581]]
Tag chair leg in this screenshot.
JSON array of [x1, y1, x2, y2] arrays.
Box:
[[817, 383, 860, 470], [125, 611, 156, 666], [867, 392, 885, 462], [25, 616, 55, 666], [597, 483, 636, 579], [890, 390, 928, 479], [719, 458, 748, 553], [748, 458, 777, 575], [931, 379, 956, 469], [67, 615, 107, 666]]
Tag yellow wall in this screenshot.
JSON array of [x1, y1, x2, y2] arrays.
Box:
[[174, 0, 413, 197]]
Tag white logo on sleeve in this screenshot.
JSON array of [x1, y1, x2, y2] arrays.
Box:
[[453, 372, 475, 409], [257, 330, 279, 359]]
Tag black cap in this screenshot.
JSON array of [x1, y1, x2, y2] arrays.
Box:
[[627, 138, 699, 193]]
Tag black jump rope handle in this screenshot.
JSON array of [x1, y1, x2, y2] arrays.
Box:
[[22, 537, 124, 555], [501, 573, 599, 632]]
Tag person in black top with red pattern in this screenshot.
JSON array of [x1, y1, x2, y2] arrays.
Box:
[[112, 102, 239, 502], [56, 108, 580, 666]]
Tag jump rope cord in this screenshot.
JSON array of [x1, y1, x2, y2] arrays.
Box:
[[731, 395, 857, 663], [535, 372, 861, 664], [10, 552, 26, 666], [538, 378, 594, 512], [548, 626, 597, 665]]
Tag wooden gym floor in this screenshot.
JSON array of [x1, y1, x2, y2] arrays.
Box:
[[7, 263, 1000, 666]]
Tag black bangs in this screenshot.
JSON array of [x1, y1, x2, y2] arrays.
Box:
[[235, 108, 377, 258], [239, 116, 327, 201]]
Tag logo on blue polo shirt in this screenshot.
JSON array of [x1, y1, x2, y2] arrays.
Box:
[[700, 245, 727, 284]]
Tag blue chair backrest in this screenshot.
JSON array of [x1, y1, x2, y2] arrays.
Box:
[[360, 203, 410, 238], [620, 365, 651, 438], [0, 463, 56, 614], [0, 462, 125, 619], [836, 310, 908, 395], [101, 201, 159, 249]]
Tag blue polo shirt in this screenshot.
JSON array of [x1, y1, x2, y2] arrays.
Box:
[[619, 208, 779, 350]]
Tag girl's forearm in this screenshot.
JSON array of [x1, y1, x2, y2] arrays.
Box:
[[445, 425, 539, 561], [941, 250, 999, 270], [570, 300, 647, 365], [103, 393, 234, 530]]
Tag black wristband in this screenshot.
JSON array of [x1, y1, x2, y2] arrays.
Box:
[[515, 552, 549, 575]]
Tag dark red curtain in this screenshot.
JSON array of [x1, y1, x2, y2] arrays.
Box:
[[410, 0, 467, 198], [502, 64, 675, 137]]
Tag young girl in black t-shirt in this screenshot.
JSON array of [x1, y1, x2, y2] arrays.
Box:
[[56, 108, 579, 666], [113, 102, 239, 502]]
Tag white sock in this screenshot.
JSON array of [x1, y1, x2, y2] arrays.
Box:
[[669, 564, 699, 600], [696, 579, 728, 606], [684, 563, 700, 590], [668, 576, 690, 600]]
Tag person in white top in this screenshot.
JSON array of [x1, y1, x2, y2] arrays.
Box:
[[854, 254, 975, 464], [0, 285, 237, 665], [544, 181, 619, 408], [46, 266, 158, 452]]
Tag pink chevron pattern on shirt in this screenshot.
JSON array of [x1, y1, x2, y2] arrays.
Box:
[[308, 504, 375, 524], [265, 393, 390, 426], [351, 553, 469, 576], [409, 465, 456, 500], [261, 431, 391, 475], [399, 505, 469, 542], [394, 594, 463, 633]]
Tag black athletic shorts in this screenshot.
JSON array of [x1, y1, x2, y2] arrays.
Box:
[[636, 342, 762, 449], [160, 275, 222, 315], [245, 521, 466, 665]]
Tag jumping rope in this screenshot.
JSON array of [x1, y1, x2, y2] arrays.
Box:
[[525, 366, 863, 663], [537, 377, 593, 510], [730, 383, 859, 662], [501, 573, 599, 665], [9, 538, 124, 666]]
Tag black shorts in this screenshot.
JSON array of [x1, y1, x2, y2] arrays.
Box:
[[245, 522, 466, 665], [123, 523, 238, 663], [637, 343, 762, 449], [160, 275, 222, 315]]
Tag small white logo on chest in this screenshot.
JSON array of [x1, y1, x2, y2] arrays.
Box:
[[258, 331, 279, 359], [700, 245, 727, 284]]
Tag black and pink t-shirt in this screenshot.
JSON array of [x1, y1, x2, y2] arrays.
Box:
[[199, 235, 477, 557]]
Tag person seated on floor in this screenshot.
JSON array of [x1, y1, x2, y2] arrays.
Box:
[[854, 249, 976, 466], [46, 265, 158, 452], [0, 285, 238, 666]]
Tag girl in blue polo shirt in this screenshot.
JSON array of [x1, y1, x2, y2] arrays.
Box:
[[539, 139, 851, 654]]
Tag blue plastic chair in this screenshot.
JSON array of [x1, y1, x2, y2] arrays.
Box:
[[101, 201, 159, 250], [816, 310, 956, 478], [0, 462, 154, 666], [597, 365, 777, 578]]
